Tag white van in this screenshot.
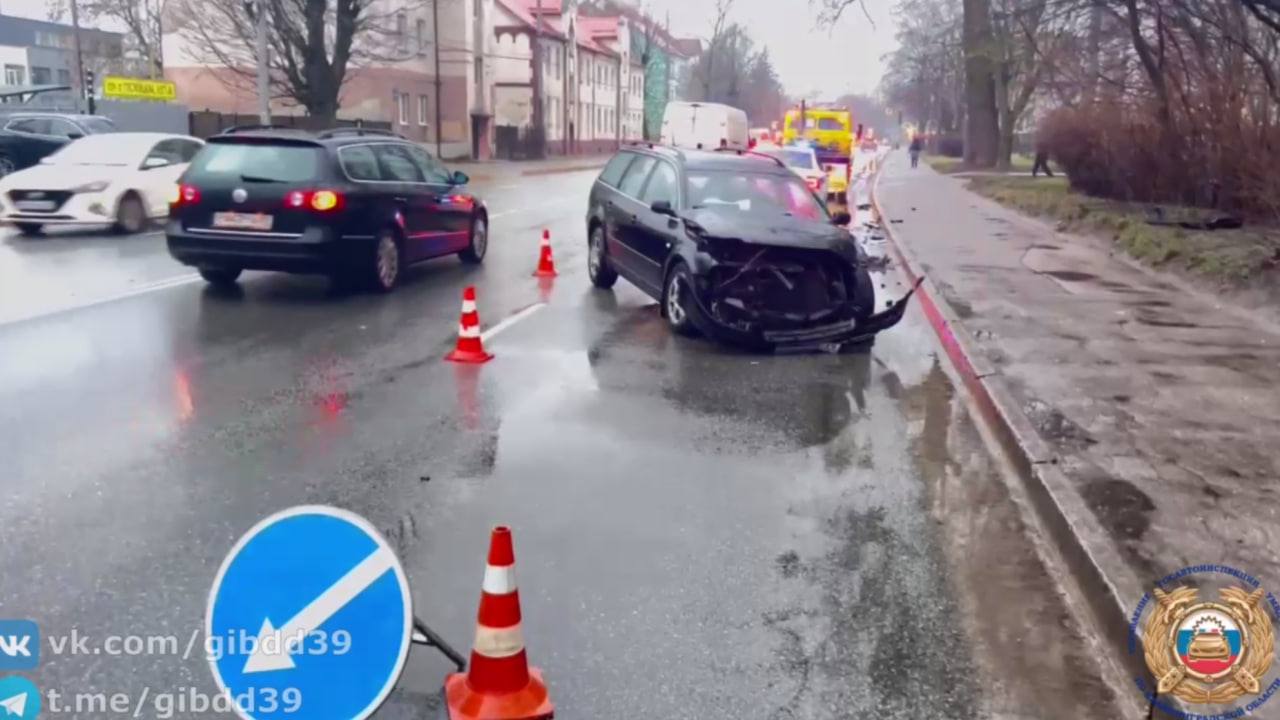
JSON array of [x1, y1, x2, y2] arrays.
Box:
[[660, 102, 749, 151]]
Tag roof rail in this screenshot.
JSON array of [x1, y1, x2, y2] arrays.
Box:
[[714, 145, 787, 169], [316, 127, 403, 139], [217, 123, 303, 135], [624, 139, 685, 161]]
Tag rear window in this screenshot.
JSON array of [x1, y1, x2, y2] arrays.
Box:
[[186, 142, 323, 183], [816, 118, 845, 131], [82, 117, 116, 134], [599, 152, 634, 186]]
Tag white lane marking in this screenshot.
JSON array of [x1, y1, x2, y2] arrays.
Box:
[[481, 302, 545, 342], [0, 273, 202, 328]]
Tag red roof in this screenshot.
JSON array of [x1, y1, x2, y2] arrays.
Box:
[[495, 0, 566, 38], [578, 16, 619, 39]]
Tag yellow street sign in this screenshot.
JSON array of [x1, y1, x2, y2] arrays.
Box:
[[102, 76, 176, 102]]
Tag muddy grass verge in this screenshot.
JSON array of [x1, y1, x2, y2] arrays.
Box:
[[964, 174, 1280, 308]]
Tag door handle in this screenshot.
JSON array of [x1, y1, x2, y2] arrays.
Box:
[[393, 196, 408, 203]]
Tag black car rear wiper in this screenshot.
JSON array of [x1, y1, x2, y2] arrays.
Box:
[[239, 174, 284, 183]]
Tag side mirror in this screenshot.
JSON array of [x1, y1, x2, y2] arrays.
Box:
[[66, 132, 84, 140], [650, 200, 676, 217], [450, 170, 469, 185], [831, 210, 852, 227], [142, 156, 169, 169]]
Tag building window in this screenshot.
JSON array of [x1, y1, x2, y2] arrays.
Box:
[[474, 57, 482, 84], [417, 19, 426, 52], [56, 68, 71, 85], [418, 95, 429, 126], [30, 66, 52, 85], [397, 93, 409, 125], [3, 66, 24, 86], [397, 12, 408, 36]]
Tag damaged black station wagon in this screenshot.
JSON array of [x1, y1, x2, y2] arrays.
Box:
[[586, 143, 914, 351]]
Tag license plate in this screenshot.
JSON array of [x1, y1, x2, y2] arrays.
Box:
[[15, 200, 56, 211], [213, 211, 273, 231]]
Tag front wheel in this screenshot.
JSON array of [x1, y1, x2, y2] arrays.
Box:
[[587, 223, 617, 289], [199, 267, 242, 286], [663, 262, 700, 337], [459, 214, 487, 264]]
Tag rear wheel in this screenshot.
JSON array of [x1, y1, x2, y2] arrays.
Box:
[[587, 223, 617, 289], [663, 262, 700, 337], [459, 214, 487, 264], [367, 228, 402, 292], [113, 193, 147, 234], [14, 223, 43, 236], [199, 267, 242, 286]]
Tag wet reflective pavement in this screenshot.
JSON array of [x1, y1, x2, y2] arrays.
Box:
[[0, 168, 1117, 718]]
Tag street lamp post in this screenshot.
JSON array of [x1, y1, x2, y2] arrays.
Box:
[[69, 0, 86, 114], [244, 0, 271, 124]]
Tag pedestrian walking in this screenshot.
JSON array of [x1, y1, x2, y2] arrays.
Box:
[[908, 135, 923, 169], [1032, 138, 1054, 178]]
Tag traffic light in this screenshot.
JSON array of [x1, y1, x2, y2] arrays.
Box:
[[84, 69, 96, 114]]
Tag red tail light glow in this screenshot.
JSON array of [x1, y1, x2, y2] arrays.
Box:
[[286, 189, 345, 212], [171, 184, 200, 207]]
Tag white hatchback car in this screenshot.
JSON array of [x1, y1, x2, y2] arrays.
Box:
[[0, 132, 203, 236]]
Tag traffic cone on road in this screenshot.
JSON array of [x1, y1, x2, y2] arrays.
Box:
[[532, 230, 557, 277], [445, 286, 494, 364], [445, 527, 554, 720]]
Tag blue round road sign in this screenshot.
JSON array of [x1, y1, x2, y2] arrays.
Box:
[[207, 506, 413, 720]]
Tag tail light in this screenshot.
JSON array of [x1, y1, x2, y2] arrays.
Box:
[[170, 183, 200, 207], [286, 189, 344, 212], [806, 177, 821, 191]]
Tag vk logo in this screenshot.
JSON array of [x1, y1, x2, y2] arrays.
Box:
[[0, 623, 38, 670], [0, 676, 39, 719]]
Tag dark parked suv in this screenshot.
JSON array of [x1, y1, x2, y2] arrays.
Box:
[[0, 113, 117, 177], [585, 143, 913, 351], [166, 127, 488, 291]]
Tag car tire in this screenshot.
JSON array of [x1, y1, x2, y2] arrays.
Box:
[[0, 153, 15, 179], [199, 267, 242, 286], [14, 223, 43, 236], [587, 222, 617, 289], [458, 214, 487, 264], [663, 262, 701, 337], [113, 193, 147, 234], [367, 228, 402, 292]]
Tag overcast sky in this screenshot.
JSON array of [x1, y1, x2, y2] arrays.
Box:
[[1, 0, 896, 97], [647, 0, 896, 98]]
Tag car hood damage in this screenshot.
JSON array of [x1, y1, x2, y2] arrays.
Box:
[[684, 210, 917, 350]]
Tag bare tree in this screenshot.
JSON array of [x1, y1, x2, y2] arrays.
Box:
[[48, 0, 167, 77], [699, 0, 734, 100], [168, 0, 424, 122]]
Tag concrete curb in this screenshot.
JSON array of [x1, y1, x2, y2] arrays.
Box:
[[869, 157, 1154, 687]]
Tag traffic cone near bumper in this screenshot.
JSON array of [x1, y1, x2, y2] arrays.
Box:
[[445, 286, 494, 364], [532, 230, 557, 277], [445, 527, 554, 720]]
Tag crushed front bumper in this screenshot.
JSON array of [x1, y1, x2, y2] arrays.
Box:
[[689, 279, 921, 353]]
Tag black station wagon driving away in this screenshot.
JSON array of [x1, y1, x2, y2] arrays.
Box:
[[166, 127, 489, 292], [585, 143, 914, 351]]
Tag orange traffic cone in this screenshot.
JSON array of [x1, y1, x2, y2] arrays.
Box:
[[445, 286, 494, 364], [532, 230, 557, 277], [445, 527, 554, 720]]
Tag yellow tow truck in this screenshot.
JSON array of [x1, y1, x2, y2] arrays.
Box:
[[781, 107, 857, 203]]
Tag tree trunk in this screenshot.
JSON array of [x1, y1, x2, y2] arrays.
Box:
[[963, 0, 999, 167]]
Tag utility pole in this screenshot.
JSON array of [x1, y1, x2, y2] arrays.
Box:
[[531, 0, 545, 157], [255, 0, 270, 123], [433, 0, 443, 157], [69, 0, 86, 114]]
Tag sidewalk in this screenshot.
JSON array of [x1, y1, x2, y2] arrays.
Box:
[[449, 154, 610, 181], [873, 154, 1280, 659]]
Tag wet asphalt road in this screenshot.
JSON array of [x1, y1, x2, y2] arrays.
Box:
[[0, 165, 1114, 718]]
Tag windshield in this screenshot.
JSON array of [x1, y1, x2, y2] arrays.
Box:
[[688, 170, 828, 221], [768, 149, 816, 170], [41, 135, 141, 166], [186, 142, 321, 183], [82, 117, 116, 134]]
